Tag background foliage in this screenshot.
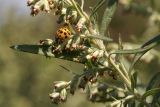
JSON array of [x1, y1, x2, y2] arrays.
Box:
[[0, 0, 160, 107]]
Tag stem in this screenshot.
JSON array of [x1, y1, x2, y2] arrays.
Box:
[[80, 0, 84, 10], [70, 0, 89, 21], [119, 61, 130, 80], [110, 95, 135, 106], [108, 53, 131, 88], [135, 94, 151, 107]]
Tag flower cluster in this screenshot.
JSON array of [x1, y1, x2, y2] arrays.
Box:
[[49, 68, 119, 104], [27, 0, 79, 23], [27, 0, 56, 16], [27, 0, 121, 105], [27, 0, 92, 39]]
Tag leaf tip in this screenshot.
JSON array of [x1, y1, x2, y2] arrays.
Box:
[[10, 45, 18, 50]]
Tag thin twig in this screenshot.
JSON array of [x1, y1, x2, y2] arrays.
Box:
[[110, 95, 135, 106], [80, 0, 84, 10]]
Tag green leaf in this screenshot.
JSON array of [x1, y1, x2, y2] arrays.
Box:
[[110, 34, 160, 55], [142, 88, 160, 99], [90, 0, 106, 18], [129, 34, 160, 72], [137, 103, 145, 107], [10, 44, 53, 56], [99, 0, 117, 37], [131, 71, 137, 92], [70, 75, 80, 95], [151, 92, 160, 106], [109, 34, 160, 72], [10, 44, 84, 64], [146, 72, 160, 91], [86, 34, 113, 42]]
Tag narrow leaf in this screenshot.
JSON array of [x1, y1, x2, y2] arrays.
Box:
[[109, 34, 160, 73], [70, 75, 80, 95], [151, 92, 160, 106], [10, 44, 84, 64], [142, 88, 160, 99], [131, 71, 137, 92], [10, 44, 54, 56], [90, 0, 106, 18], [86, 34, 113, 42], [129, 34, 160, 72], [100, 0, 117, 37], [146, 72, 160, 91]]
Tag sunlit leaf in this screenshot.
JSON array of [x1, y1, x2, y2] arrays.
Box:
[[109, 34, 160, 72], [10, 44, 53, 56], [10, 44, 84, 64]]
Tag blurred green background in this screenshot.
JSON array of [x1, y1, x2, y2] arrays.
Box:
[[0, 0, 160, 107]]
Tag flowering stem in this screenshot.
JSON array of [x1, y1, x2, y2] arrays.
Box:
[[109, 55, 132, 88]]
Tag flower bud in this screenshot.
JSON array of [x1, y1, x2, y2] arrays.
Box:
[[31, 6, 40, 16], [86, 54, 92, 60], [53, 81, 70, 91], [97, 50, 104, 58], [34, 0, 45, 10], [27, 0, 35, 6], [60, 88, 67, 102], [61, 8, 67, 14], [57, 1, 63, 10], [91, 50, 99, 61], [66, 7, 78, 24], [43, 1, 50, 12], [76, 17, 86, 32], [48, 0, 57, 9], [49, 92, 61, 104], [88, 88, 98, 102]]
